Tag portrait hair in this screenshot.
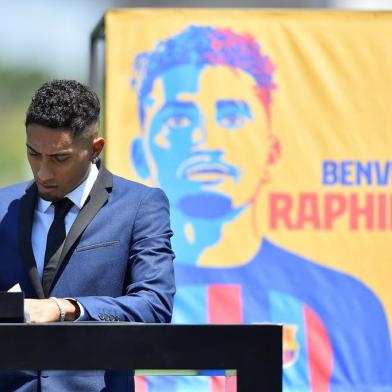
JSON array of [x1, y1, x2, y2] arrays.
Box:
[[132, 25, 276, 126], [25, 79, 100, 138]]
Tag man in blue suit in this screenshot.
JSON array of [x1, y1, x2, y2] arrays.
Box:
[[0, 79, 175, 391]]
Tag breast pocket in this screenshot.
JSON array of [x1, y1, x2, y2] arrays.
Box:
[[76, 240, 121, 252]]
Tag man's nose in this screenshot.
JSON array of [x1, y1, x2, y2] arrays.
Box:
[[37, 160, 54, 182]]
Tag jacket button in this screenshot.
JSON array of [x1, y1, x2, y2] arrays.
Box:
[[98, 313, 105, 320]]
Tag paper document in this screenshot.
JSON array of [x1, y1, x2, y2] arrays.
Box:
[[8, 283, 22, 293], [7, 283, 30, 323]]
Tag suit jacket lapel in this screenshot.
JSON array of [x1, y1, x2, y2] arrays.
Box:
[[42, 164, 113, 296], [18, 182, 45, 299]]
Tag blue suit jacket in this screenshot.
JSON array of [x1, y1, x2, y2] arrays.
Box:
[[0, 164, 176, 391]]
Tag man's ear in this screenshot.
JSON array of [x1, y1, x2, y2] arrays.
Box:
[[91, 137, 105, 161], [130, 137, 151, 179]]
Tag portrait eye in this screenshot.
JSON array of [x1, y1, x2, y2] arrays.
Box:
[[219, 114, 248, 129], [165, 115, 191, 129], [216, 100, 252, 130]]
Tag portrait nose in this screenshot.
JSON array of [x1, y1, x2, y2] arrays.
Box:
[[191, 122, 206, 148], [190, 113, 220, 154], [190, 113, 218, 152]]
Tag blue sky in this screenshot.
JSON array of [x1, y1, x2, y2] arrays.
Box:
[[0, 0, 124, 81], [0, 0, 390, 82]]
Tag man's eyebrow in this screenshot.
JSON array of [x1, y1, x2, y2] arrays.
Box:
[[26, 144, 72, 156]]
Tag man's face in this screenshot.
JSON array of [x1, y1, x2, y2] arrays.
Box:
[[141, 65, 272, 211], [26, 124, 94, 201]]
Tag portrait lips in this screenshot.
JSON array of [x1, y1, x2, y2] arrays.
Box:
[[177, 155, 239, 185]]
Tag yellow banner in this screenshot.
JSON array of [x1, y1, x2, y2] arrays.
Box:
[[105, 9, 392, 391]]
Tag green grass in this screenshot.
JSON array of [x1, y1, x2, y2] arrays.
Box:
[[0, 67, 51, 188]]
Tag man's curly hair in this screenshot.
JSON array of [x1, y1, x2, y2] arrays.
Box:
[[25, 79, 100, 138]]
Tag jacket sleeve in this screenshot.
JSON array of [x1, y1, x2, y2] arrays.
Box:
[[74, 187, 176, 323]]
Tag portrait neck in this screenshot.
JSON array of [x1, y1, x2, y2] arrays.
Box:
[[198, 205, 262, 267], [172, 203, 262, 267]]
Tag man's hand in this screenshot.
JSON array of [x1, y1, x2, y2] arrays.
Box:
[[25, 299, 79, 323]]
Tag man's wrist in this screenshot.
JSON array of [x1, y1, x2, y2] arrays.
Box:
[[49, 297, 65, 322], [62, 299, 80, 321], [49, 298, 80, 321]]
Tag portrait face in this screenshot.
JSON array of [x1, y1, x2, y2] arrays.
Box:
[[139, 64, 273, 214], [26, 124, 100, 201]]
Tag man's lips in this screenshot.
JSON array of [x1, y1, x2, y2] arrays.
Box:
[[37, 182, 58, 193]]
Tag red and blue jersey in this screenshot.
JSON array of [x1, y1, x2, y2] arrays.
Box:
[[138, 239, 392, 391]]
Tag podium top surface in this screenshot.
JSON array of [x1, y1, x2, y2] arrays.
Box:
[[0, 323, 282, 370]]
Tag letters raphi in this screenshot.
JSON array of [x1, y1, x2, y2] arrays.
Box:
[[269, 192, 392, 230]]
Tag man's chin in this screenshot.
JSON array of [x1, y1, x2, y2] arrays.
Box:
[[38, 193, 57, 202], [36, 183, 61, 201], [37, 189, 62, 202]]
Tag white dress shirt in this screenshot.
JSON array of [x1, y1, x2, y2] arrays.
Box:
[[32, 163, 99, 278], [31, 163, 99, 319]]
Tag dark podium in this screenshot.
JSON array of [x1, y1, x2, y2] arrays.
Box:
[[0, 323, 282, 391]]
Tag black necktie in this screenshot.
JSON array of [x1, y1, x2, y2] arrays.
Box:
[[44, 198, 74, 269]]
